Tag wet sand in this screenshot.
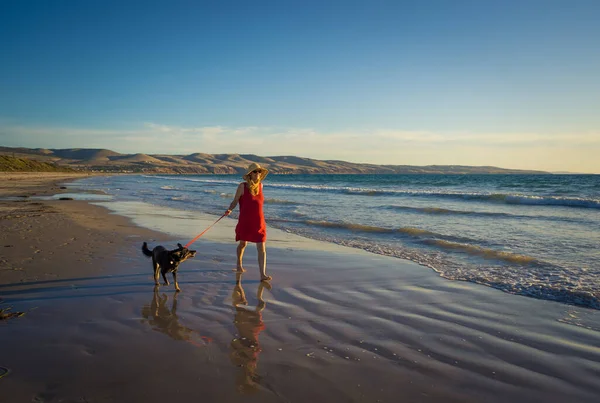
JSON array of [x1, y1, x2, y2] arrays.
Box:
[[1, 173, 600, 402]]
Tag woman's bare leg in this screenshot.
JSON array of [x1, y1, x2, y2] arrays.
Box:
[[236, 241, 247, 272], [257, 242, 271, 280]]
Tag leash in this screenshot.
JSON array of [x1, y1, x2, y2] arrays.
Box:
[[184, 214, 227, 248]]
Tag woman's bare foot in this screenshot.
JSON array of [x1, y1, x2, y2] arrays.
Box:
[[260, 275, 272, 282]]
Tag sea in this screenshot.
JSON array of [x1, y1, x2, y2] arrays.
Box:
[[70, 173, 600, 310]]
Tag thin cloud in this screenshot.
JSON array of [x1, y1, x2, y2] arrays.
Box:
[[0, 121, 598, 172]]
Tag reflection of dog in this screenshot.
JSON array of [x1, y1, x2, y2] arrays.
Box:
[[141, 286, 213, 346], [142, 242, 196, 292], [141, 286, 193, 340]]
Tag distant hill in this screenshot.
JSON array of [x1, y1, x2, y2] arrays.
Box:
[[50, 148, 122, 162], [111, 153, 165, 164], [0, 146, 551, 174]]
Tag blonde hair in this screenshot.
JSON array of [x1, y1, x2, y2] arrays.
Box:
[[245, 177, 261, 196]]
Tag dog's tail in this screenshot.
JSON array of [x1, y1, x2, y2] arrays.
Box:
[[142, 242, 153, 257]]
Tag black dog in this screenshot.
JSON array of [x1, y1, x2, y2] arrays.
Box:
[[142, 242, 197, 292]]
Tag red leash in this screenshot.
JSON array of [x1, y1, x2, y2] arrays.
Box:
[[184, 214, 227, 249]]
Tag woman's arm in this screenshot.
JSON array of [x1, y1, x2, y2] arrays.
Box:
[[225, 183, 244, 215]]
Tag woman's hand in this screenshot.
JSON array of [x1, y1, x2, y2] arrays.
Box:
[[225, 209, 232, 216]]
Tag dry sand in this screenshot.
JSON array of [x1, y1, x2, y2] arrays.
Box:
[[1, 173, 600, 403]]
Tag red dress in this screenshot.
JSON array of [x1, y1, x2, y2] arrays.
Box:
[[235, 183, 267, 243]]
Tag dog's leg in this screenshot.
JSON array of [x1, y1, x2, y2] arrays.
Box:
[[153, 258, 160, 286], [162, 270, 170, 286], [152, 285, 160, 315], [172, 289, 180, 311], [173, 271, 180, 292]]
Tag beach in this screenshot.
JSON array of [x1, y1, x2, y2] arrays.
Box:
[[1, 173, 600, 403]]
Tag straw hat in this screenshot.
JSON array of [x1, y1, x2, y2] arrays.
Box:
[[242, 163, 269, 181]]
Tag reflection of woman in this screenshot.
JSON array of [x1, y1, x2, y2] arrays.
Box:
[[225, 163, 272, 281], [229, 273, 270, 394]]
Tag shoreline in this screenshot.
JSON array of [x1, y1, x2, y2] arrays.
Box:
[[1, 173, 600, 402], [0, 172, 173, 287]]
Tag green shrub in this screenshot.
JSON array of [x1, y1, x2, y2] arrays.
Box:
[[0, 155, 76, 172]]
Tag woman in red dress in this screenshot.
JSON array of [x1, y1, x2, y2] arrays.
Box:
[[225, 163, 272, 281]]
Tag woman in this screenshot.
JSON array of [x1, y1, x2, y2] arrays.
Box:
[[225, 163, 272, 281]]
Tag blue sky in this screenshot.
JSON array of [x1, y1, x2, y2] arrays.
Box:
[[1, 0, 599, 172]]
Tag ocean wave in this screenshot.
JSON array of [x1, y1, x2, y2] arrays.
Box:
[[264, 198, 298, 205], [269, 221, 600, 310], [422, 240, 538, 264], [304, 220, 397, 233], [386, 205, 524, 218], [480, 193, 600, 208], [274, 218, 474, 243], [384, 205, 586, 222], [266, 182, 600, 209], [363, 189, 600, 209], [149, 175, 240, 185]]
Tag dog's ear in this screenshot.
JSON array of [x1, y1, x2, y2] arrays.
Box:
[[177, 243, 184, 249]]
